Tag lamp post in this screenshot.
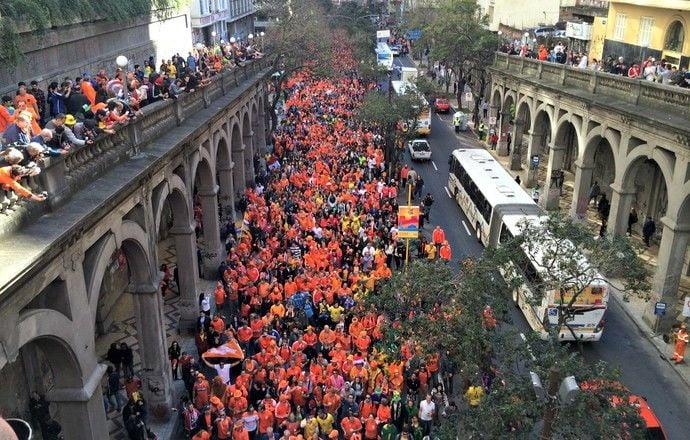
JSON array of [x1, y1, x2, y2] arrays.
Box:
[[230, 36, 236, 45], [212, 30, 217, 46], [523, 32, 530, 46], [116, 55, 128, 101], [260, 31, 265, 51], [532, 38, 537, 51], [497, 30, 503, 51], [248, 33, 254, 46]]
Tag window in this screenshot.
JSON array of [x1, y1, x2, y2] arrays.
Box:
[[638, 17, 654, 47], [665, 20, 685, 52], [199, 0, 205, 15], [613, 13, 627, 41]]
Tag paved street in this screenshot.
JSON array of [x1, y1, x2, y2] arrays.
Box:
[[393, 55, 690, 439]]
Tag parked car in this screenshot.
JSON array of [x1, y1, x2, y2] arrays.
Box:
[[390, 44, 401, 56], [408, 139, 431, 161], [434, 97, 451, 113], [552, 30, 567, 38]]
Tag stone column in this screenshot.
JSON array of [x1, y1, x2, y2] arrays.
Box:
[[607, 183, 636, 236], [232, 147, 246, 195], [218, 164, 236, 222], [497, 110, 512, 157], [132, 286, 174, 413], [510, 119, 525, 171], [643, 218, 690, 331], [569, 161, 594, 220], [539, 144, 564, 211], [170, 223, 199, 332], [254, 122, 268, 155], [243, 140, 255, 187], [525, 131, 545, 188], [47, 364, 108, 440], [198, 186, 224, 279]]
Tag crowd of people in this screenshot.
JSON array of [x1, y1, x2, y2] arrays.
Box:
[[0, 39, 263, 204], [501, 39, 690, 87], [129, 48, 490, 440]]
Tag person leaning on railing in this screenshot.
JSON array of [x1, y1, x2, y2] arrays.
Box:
[[0, 164, 46, 202]]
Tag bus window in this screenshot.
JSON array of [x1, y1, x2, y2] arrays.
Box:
[[499, 223, 514, 243]]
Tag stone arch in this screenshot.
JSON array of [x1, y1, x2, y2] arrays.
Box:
[[618, 146, 674, 229], [251, 100, 267, 156], [582, 126, 621, 166], [242, 109, 255, 186], [16, 313, 85, 388], [190, 146, 216, 193], [230, 120, 245, 194], [215, 129, 235, 219], [85, 232, 118, 318], [152, 173, 192, 236], [525, 105, 554, 187], [509, 97, 533, 170], [490, 85, 503, 110], [553, 114, 583, 173]]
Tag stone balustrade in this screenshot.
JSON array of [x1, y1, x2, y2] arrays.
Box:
[[0, 58, 270, 237], [493, 52, 690, 119]]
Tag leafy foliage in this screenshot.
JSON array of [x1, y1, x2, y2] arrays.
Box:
[[256, 0, 335, 127], [0, 0, 188, 65]]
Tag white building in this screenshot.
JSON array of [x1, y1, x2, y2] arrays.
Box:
[[191, 0, 256, 46], [477, 0, 562, 31]]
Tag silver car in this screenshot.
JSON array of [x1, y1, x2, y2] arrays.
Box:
[[408, 139, 431, 161]]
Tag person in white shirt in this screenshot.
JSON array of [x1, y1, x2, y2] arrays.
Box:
[[419, 394, 435, 435]]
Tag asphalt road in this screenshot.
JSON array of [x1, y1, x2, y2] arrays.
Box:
[[393, 53, 690, 440]]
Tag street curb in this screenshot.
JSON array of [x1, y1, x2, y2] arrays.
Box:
[[609, 287, 690, 389]]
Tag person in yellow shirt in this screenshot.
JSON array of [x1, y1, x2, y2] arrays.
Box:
[[167, 60, 177, 79], [425, 242, 436, 260], [328, 303, 344, 322], [465, 383, 484, 407], [315, 408, 335, 433], [300, 412, 319, 439], [269, 300, 285, 318]]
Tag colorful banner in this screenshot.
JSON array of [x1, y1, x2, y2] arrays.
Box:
[[398, 205, 420, 239]]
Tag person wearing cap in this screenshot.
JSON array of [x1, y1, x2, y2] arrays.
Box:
[[194, 373, 211, 409], [228, 388, 249, 417], [44, 113, 87, 148]]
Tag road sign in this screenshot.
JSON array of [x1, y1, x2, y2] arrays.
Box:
[[464, 92, 473, 103], [406, 29, 422, 41], [683, 296, 690, 317], [654, 302, 667, 316], [397, 205, 420, 239], [376, 30, 391, 40], [489, 116, 496, 125]]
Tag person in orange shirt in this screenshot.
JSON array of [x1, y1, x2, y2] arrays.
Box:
[[349, 317, 364, 338], [231, 420, 249, 440], [432, 226, 445, 249], [192, 428, 212, 440], [227, 389, 248, 417], [355, 331, 371, 354], [0, 166, 46, 201], [322, 387, 341, 415], [364, 413, 379, 440], [439, 240, 452, 263], [0, 96, 12, 133], [270, 300, 286, 318], [376, 397, 392, 424], [215, 410, 232, 440], [193, 373, 211, 409], [341, 411, 363, 437], [274, 394, 291, 427], [14, 84, 39, 119], [78, 77, 97, 106], [257, 404, 274, 436], [319, 325, 337, 351]]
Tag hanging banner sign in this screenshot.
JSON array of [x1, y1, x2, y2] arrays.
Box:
[[398, 205, 420, 238]]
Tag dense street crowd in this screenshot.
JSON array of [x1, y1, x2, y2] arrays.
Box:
[[134, 50, 473, 440], [0, 40, 262, 204]]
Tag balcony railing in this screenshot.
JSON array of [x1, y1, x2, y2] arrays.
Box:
[[0, 58, 270, 237], [492, 52, 690, 120]]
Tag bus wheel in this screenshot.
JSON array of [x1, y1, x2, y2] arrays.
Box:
[[475, 223, 481, 242]]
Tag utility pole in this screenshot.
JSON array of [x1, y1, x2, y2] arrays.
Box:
[[540, 366, 561, 440], [388, 72, 393, 104]]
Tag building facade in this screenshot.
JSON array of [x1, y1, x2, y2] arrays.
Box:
[[478, 0, 562, 32], [601, 0, 690, 67], [190, 0, 256, 46]]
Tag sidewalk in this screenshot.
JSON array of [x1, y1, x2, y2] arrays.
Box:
[[453, 114, 690, 389]]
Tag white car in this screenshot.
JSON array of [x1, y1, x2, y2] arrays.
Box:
[[408, 139, 431, 161], [390, 45, 401, 56]]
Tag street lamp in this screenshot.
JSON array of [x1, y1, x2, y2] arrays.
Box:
[[116, 55, 128, 101], [212, 30, 217, 46], [523, 31, 530, 45], [260, 31, 265, 50], [230, 37, 236, 44], [497, 30, 503, 50], [248, 33, 254, 46]]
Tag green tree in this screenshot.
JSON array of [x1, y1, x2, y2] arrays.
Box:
[[416, 0, 498, 120], [498, 212, 650, 342], [354, 87, 423, 168], [257, 0, 336, 128]]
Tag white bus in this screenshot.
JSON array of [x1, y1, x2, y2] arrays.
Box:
[[448, 149, 608, 341], [391, 79, 431, 135], [376, 43, 394, 71]]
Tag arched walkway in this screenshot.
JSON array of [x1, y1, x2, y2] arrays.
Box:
[[231, 122, 245, 196], [525, 108, 553, 190], [497, 94, 515, 156], [570, 133, 617, 219], [216, 132, 236, 221], [510, 99, 532, 171], [194, 156, 224, 278], [539, 118, 580, 210]]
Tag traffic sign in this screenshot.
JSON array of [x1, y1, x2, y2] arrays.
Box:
[[683, 296, 690, 317], [406, 29, 422, 41], [489, 116, 497, 125], [654, 302, 667, 316], [397, 205, 420, 238], [464, 92, 473, 103]]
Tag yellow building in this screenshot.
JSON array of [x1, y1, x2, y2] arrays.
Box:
[[600, 0, 690, 67]]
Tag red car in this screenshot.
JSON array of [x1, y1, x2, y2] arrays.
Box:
[[434, 98, 451, 113]]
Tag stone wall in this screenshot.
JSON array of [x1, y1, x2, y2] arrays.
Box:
[[0, 12, 192, 97]]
